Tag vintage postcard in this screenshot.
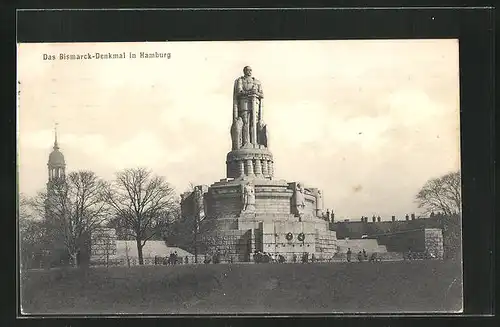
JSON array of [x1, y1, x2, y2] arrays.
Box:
[[18, 40, 462, 314]]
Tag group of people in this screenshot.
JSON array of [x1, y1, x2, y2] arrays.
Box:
[[252, 251, 321, 264], [154, 252, 191, 265], [404, 249, 436, 260], [204, 251, 222, 264], [346, 248, 380, 263], [291, 252, 317, 263], [253, 251, 286, 263]]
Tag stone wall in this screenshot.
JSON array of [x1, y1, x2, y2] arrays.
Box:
[[205, 179, 320, 221], [376, 229, 426, 253], [206, 184, 242, 218], [374, 228, 444, 258], [200, 229, 252, 262], [424, 228, 444, 259], [255, 194, 292, 215], [331, 218, 442, 239], [258, 221, 336, 261]]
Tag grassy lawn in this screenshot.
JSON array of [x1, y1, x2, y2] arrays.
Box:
[[21, 260, 462, 314]]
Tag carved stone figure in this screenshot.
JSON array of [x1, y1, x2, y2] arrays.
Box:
[[233, 66, 264, 147], [230, 117, 244, 150], [242, 182, 256, 212], [257, 120, 269, 148], [194, 186, 205, 219], [315, 189, 324, 217], [294, 183, 306, 217]]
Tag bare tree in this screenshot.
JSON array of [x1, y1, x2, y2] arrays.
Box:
[[124, 240, 131, 267], [416, 171, 461, 216], [19, 193, 48, 269], [36, 170, 110, 267], [104, 168, 177, 265]]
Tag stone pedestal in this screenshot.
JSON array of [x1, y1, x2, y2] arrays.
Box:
[[194, 178, 337, 262], [226, 147, 274, 179]]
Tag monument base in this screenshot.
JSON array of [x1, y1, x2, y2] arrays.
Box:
[[197, 177, 338, 262]]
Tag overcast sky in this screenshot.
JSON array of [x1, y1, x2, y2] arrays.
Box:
[[17, 40, 460, 220]]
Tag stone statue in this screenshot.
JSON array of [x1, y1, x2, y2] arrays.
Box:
[[242, 182, 256, 212], [230, 117, 244, 150], [233, 66, 264, 148], [194, 186, 205, 219], [257, 120, 269, 148], [315, 189, 323, 217], [294, 183, 306, 217]]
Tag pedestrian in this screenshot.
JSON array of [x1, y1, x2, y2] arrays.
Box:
[[279, 254, 285, 263], [357, 251, 363, 262], [362, 249, 368, 260], [346, 248, 352, 262]]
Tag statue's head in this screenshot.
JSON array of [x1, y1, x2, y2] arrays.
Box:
[[243, 66, 252, 77]]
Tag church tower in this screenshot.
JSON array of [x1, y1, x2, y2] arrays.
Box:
[[47, 124, 66, 192]]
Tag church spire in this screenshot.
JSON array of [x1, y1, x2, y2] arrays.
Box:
[[47, 122, 66, 185], [53, 122, 59, 150]]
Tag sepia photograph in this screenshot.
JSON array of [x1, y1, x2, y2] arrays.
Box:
[[17, 40, 462, 315]]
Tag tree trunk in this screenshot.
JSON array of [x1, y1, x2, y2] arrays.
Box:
[[71, 252, 78, 268], [194, 214, 199, 263], [136, 239, 144, 265], [106, 246, 109, 268], [194, 228, 198, 264], [125, 241, 131, 267]]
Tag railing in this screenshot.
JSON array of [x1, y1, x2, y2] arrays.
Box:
[[87, 249, 441, 267], [89, 255, 212, 267], [86, 251, 440, 267]]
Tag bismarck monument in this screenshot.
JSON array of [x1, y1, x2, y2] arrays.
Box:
[[181, 66, 338, 262]]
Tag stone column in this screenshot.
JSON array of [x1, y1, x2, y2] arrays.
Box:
[[238, 161, 245, 177], [254, 159, 263, 177], [246, 159, 254, 176], [261, 159, 268, 177], [268, 160, 274, 177]]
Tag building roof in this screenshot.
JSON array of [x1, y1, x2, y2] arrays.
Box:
[[48, 148, 65, 166], [48, 125, 65, 167]]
